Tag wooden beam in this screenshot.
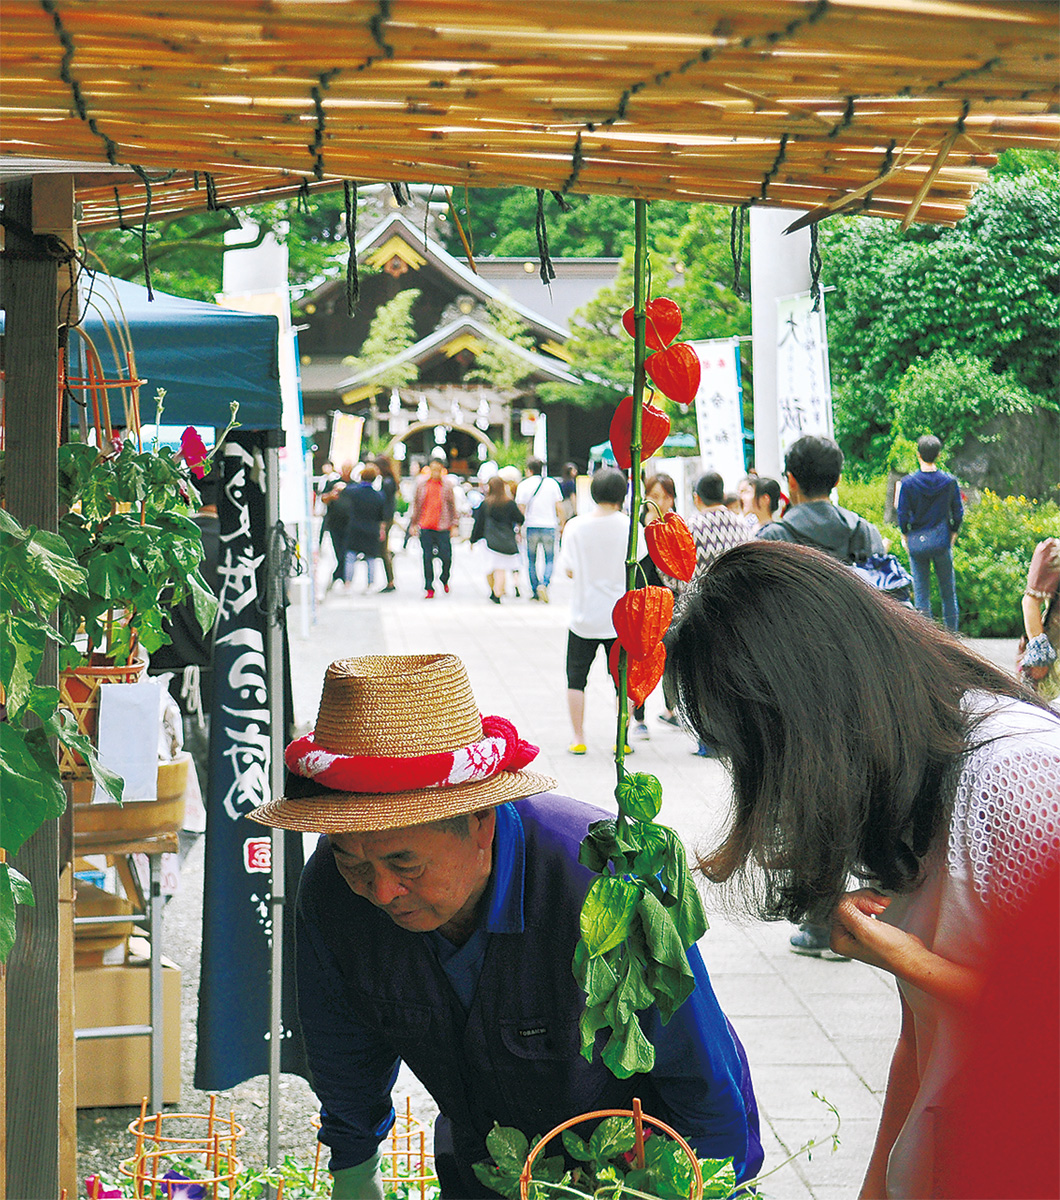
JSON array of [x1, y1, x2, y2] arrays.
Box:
[[1, 174, 70, 1200]]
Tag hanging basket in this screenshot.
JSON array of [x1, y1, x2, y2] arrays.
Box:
[[58, 652, 147, 778], [519, 1100, 704, 1200]]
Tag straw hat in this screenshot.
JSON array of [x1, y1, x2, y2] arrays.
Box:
[[250, 654, 556, 833]]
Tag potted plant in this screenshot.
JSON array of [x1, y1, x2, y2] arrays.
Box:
[[0, 401, 230, 958], [54, 404, 231, 780]]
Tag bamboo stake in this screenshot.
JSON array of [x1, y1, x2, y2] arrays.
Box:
[[901, 126, 962, 230]]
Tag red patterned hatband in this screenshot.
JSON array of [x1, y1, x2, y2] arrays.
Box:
[[284, 714, 539, 794]]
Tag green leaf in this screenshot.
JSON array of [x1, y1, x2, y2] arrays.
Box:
[[0, 863, 16, 964], [588, 1116, 635, 1164], [470, 1161, 519, 1200], [629, 822, 669, 880], [484, 1123, 529, 1176], [615, 771, 663, 821], [614, 945, 656, 1026], [1, 614, 45, 717], [601, 1013, 655, 1078], [48, 711, 124, 805], [637, 890, 697, 1023], [560, 1129, 593, 1163], [0, 722, 66, 855], [579, 1001, 610, 1060], [7, 865, 35, 907], [580, 875, 639, 957], [700, 1156, 738, 1199], [189, 570, 219, 634], [644, 1137, 694, 1199], [659, 827, 709, 946], [578, 818, 619, 873]]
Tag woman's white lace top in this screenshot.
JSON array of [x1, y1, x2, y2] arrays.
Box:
[[883, 692, 1060, 1199]]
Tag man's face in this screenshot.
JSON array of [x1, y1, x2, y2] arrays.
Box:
[[429, 461, 445, 480], [329, 810, 495, 937]]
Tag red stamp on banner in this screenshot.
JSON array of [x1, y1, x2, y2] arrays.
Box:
[[244, 838, 272, 873]]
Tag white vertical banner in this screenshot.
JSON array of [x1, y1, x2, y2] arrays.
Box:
[[775, 291, 834, 464], [688, 337, 746, 488]]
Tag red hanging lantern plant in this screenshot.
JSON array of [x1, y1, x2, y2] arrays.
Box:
[[645, 512, 697, 582], [608, 638, 666, 708], [621, 296, 682, 353], [644, 342, 701, 408], [612, 587, 674, 661], [608, 394, 670, 470]]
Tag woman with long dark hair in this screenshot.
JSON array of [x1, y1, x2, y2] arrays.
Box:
[[470, 474, 524, 603], [666, 540, 1060, 1198]]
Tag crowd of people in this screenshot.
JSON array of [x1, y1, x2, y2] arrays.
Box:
[[290, 431, 1057, 1199]]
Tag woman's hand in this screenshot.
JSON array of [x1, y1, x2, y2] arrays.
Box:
[[832, 889, 984, 1006], [831, 889, 923, 974]]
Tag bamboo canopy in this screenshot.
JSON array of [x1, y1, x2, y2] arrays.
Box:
[[1, 0, 1058, 228]]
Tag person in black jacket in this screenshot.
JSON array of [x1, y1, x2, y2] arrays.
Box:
[[334, 464, 390, 593], [470, 475, 524, 604]]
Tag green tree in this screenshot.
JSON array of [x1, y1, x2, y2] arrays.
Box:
[[465, 302, 538, 390], [822, 155, 1059, 474], [892, 349, 1037, 451], [442, 189, 693, 258], [537, 204, 750, 427], [347, 289, 422, 389]]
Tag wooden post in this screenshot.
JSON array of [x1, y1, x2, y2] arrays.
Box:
[[1, 173, 75, 1200]]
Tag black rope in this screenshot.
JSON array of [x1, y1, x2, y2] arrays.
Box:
[[729, 206, 747, 297], [130, 164, 154, 301], [204, 172, 219, 211], [193, 171, 200, 190], [112, 187, 133, 232], [827, 95, 856, 139], [561, 133, 584, 195], [860, 139, 897, 212], [43, 0, 121, 165], [308, 69, 340, 180], [297, 178, 311, 215], [534, 189, 556, 285], [550, 191, 574, 213], [368, 0, 394, 58], [759, 133, 789, 202], [389, 182, 410, 206], [809, 224, 823, 312], [344, 180, 360, 316]]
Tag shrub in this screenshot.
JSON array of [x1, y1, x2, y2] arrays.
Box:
[[838, 479, 1060, 637]]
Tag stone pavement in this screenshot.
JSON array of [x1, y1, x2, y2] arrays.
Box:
[[291, 532, 1020, 1198]]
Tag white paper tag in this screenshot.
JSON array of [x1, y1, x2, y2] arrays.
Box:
[[94, 679, 165, 803]]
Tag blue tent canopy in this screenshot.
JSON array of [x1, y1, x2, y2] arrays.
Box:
[[70, 274, 282, 431]]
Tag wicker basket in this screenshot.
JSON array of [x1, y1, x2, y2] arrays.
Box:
[[59, 653, 147, 777]]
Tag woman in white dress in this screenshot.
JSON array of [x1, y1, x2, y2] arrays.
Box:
[[665, 540, 1060, 1199]]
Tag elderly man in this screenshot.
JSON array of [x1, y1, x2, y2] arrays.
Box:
[[252, 654, 762, 1199]]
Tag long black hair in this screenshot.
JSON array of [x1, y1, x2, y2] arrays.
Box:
[[666, 540, 1049, 922]]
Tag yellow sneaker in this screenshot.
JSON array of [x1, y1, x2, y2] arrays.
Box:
[[612, 743, 634, 755], [567, 742, 587, 755]]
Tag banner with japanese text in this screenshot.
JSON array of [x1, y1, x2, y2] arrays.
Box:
[[775, 292, 834, 464], [689, 337, 747, 488], [195, 430, 306, 1090]]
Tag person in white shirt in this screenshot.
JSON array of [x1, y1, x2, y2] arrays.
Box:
[[556, 468, 630, 755], [514, 457, 565, 603]]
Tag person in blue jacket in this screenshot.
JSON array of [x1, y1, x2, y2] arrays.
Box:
[[251, 654, 762, 1200], [897, 435, 964, 632]]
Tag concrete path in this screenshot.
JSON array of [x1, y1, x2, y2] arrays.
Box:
[[290, 533, 1020, 1198]]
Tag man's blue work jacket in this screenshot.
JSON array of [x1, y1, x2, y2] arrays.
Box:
[[296, 793, 763, 1196]]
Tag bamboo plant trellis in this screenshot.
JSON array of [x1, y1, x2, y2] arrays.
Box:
[[1, 0, 1055, 230]]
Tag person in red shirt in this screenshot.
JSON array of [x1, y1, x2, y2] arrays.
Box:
[[409, 458, 459, 598]]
